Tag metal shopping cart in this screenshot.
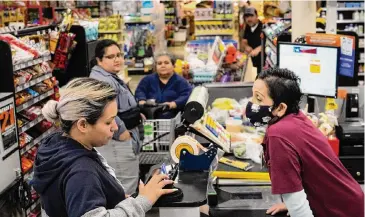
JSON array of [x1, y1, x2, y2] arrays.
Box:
[[139, 103, 181, 166]]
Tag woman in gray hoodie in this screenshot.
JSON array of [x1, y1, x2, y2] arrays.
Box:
[[33, 78, 176, 217], [89, 39, 142, 194]]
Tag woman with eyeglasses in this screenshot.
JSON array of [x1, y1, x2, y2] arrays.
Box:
[[90, 39, 142, 195]]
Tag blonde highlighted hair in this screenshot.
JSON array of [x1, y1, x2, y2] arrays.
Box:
[[42, 78, 117, 132]]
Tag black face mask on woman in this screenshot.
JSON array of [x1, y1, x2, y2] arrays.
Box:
[[245, 101, 274, 127]]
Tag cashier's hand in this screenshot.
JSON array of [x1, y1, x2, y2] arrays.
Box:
[[164, 102, 177, 110], [138, 174, 177, 205], [267, 203, 289, 216], [139, 100, 147, 105]]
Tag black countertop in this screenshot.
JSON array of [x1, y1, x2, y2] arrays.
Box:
[[155, 171, 209, 208]]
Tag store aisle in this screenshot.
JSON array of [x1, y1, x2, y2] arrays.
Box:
[[129, 75, 145, 93]]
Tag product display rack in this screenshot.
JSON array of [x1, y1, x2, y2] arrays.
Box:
[[51, 0, 100, 20], [193, 1, 234, 41], [161, 1, 177, 43], [261, 21, 291, 69], [0, 25, 58, 217], [98, 15, 125, 46], [124, 12, 164, 75], [124, 17, 155, 75]]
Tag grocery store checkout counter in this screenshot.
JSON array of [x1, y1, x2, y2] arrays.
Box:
[[202, 82, 364, 217], [149, 83, 364, 217], [150, 84, 284, 217]]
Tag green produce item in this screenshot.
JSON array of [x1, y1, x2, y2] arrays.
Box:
[[234, 144, 246, 157]]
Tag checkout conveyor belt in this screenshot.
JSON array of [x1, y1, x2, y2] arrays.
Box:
[[210, 156, 286, 217], [210, 186, 285, 217]]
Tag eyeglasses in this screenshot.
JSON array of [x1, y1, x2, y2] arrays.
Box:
[[103, 52, 124, 60]]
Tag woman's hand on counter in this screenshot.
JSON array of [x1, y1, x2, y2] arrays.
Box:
[[266, 203, 289, 216], [139, 100, 147, 105], [164, 102, 177, 109], [119, 130, 131, 141], [138, 174, 177, 205]]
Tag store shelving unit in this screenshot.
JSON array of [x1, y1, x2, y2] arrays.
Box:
[[192, 1, 234, 41], [262, 22, 291, 70], [337, 20, 364, 24], [20, 126, 55, 156], [323, 7, 364, 11], [0, 25, 57, 216], [123, 2, 165, 76], [124, 16, 155, 75], [98, 15, 125, 47]]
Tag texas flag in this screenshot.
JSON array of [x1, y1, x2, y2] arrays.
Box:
[[293, 46, 317, 54]]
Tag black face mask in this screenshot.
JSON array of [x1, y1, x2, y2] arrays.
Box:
[[245, 101, 274, 127]]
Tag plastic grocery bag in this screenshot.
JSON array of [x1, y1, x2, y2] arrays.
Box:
[[232, 131, 264, 164]]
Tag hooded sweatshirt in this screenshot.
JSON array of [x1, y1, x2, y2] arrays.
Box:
[[32, 132, 151, 217]]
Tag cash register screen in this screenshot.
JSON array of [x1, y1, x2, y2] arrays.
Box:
[[278, 43, 339, 98]]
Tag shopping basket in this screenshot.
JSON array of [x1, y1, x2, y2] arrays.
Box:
[[141, 112, 181, 152]]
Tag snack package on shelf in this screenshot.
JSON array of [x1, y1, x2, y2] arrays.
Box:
[[27, 146, 38, 161], [17, 117, 29, 128], [21, 156, 34, 173], [54, 32, 77, 70], [37, 120, 53, 131], [20, 34, 51, 57], [26, 88, 40, 98], [42, 79, 54, 89], [25, 68, 41, 79], [19, 132, 34, 148], [33, 64, 46, 76], [13, 62, 53, 88], [49, 30, 60, 54], [0, 34, 41, 64], [15, 91, 32, 106], [20, 106, 42, 121], [79, 20, 99, 42], [41, 61, 52, 73], [14, 70, 33, 86], [31, 80, 53, 94]]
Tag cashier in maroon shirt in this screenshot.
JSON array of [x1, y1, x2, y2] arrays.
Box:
[[245, 68, 364, 217]]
